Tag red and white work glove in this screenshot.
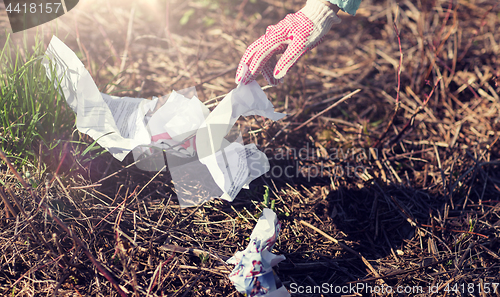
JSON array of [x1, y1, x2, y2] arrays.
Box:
[[235, 0, 341, 86]]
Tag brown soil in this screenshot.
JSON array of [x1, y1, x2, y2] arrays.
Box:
[[1, 0, 500, 296]]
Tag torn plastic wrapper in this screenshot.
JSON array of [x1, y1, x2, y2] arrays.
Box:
[[227, 209, 290, 297], [42, 36, 286, 208]]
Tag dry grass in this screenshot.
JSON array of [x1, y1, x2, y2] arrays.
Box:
[[1, 0, 500, 296]]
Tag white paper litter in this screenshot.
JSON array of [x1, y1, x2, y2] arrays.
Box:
[[195, 81, 285, 203], [196, 80, 285, 160], [227, 208, 290, 297], [145, 90, 209, 159], [42, 36, 154, 161], [42, 35, 286, 208]]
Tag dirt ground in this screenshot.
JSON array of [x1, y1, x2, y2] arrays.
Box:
[[1, 0, 500, 296]]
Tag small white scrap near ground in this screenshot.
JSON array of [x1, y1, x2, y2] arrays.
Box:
[[227, 208, 290, 296]]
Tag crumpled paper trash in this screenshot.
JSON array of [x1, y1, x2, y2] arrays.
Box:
[[42, 36, 286, 208], [227, 209, 290, 297]]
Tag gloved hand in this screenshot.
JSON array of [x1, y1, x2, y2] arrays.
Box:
[[235, 0, 341, 86]]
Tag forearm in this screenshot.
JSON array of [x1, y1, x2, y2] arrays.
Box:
[[324, 0, 362, 15]]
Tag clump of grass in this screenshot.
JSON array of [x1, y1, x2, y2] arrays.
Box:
[[0, 32, 76, 171]]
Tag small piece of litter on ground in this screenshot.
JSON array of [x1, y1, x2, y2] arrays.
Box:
[[227, 208, 290, 297]]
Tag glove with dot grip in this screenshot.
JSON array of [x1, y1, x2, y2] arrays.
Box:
[[235, 0, 341, 86]]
